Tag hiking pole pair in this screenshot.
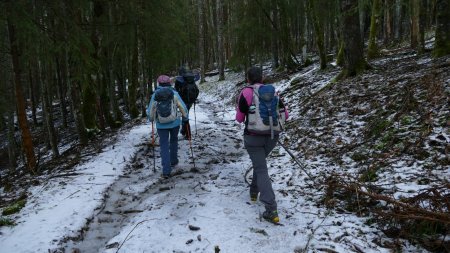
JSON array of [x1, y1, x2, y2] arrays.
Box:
[[186, 123, 196, 169]]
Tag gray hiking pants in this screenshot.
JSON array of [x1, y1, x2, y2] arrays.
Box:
[[244, 134, 279, 212]]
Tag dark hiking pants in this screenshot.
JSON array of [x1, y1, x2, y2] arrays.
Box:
[[244, 134, 279, 212]]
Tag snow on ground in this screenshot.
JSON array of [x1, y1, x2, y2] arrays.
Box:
[[0, 125, 151, 252], [0, 71, 426, 253]]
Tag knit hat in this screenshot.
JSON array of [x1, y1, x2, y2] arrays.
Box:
[[157, 75, 172, 86]]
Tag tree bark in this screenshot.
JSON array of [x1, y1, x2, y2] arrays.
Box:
[[368, 0, 382, 59], [383, 0, 393, 45], [339, 0, 368, 78], [198, 0, 206, 82], [410, 0, 420, 49], [394, 0, 402, 41], [7, 18, 37, 174], [41, 60, 59, 157], [64, 44, 88, 144], [129, 24, 140, 118], [216, 0, 225, 80], [271, 1, 280, 69], [302, 0, 308, 63], [433, 0, 450, 57], [418, 0, 426, 53], [55, 57, 68, 128], [107, 1, 121, 125], [28, 67, 38, 125], [6, 82, 17, 173], [308, 0, 327, 69]]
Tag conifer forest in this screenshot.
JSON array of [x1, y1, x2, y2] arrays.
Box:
[[0, 0, 449, 252]]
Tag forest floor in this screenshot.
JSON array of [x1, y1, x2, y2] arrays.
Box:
[[0, 46, 448, 253]]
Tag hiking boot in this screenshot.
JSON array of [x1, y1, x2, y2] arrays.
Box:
[[262, 210, 280, 224], [250, 192, 258, 202]]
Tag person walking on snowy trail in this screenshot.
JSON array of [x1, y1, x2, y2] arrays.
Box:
[[147, 75, 189, 179], [235, 67, 289, 224], [175, 66, 200, 139]]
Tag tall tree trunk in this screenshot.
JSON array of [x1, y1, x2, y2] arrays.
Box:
[[433, 0, 450, 57], [129, 24, 140, 118], [394, 0, 402, 40], [41, 60, 59, 157], [7, 18, 37, 174], [28, 67, 38, 125], [339, 0, 368, 78], [207, 0, 217, 70], [410, 0, 420, 49], [308, 0, 327, 69], [139, 37, 146, 118], [368, 0, 382, 59], [359, 1, 367, 40], [216, 0, 225, 80], [65, 48, 88, 144], [6, 84, 17, 173], [55, 57, 68, 128], [302, 0, 308, 63], [198, 0, 206, 83], [417, 0, 426, 53], [82, 81, 97, 130], [271, 1, 280, 69], [107, 1, 121, 125], [383, 0, 393, 45]]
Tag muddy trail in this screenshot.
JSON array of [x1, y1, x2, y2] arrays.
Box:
[[60, 101, 246, 253]]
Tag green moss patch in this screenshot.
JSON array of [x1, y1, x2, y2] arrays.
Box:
[[2, 199, 26, 216], [0, 217, 15, 226]]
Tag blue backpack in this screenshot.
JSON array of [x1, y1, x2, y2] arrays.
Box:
[[154, 87, 178, 123]]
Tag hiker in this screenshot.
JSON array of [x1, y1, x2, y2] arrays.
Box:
[[147, 75, 189, 178], [235, 67, 289, 224], [175, 67, 200, 139]]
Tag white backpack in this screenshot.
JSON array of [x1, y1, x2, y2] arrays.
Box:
[[247, 84, 286, 138]]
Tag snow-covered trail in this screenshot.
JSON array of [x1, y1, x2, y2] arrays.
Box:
[[0, 123, 152, 253], [93, 93, 394, 253], [91, 102, 312, 253], [1, 74, 419, 253]]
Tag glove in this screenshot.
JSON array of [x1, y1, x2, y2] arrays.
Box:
[[182, 117, 189, 123]]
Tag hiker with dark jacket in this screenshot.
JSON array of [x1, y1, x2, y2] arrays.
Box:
[[235, 67, 289, 224], [174, 67, 200, 139], [147, 75, 189, 178]]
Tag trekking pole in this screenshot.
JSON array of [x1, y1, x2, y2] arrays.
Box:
[[277, 140, 315, 181], [193, 102, 197, 136], [152, 122, 156, 172], [186, 123, 196, 169]]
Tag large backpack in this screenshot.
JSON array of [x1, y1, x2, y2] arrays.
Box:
[[154, 87, 178, 123], [181, 74, 199, 104], [246, 84, 286, 138]]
